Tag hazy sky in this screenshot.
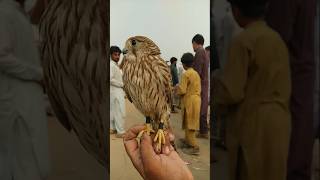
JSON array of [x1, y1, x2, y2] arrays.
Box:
[[110, 0, 210, 63]]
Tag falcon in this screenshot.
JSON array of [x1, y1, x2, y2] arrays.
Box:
[[121, 36, 173, 151]]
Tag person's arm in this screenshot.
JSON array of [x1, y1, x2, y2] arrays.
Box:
[[110, 63, 123, 88], [0, 14, 43, 81], [214, 37, 249, 105], [193, 53, 203, 79], [176, 72, 188, 95]]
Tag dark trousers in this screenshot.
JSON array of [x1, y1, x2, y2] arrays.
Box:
[[287, 66, 315, 180], [200, 113, 208, 134]]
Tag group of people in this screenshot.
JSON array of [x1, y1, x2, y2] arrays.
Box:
[[212, 0, 319, 180], [168, 34, 210, 156]]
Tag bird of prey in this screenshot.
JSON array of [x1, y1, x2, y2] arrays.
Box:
[[121, 36, 173, 151], [39, 0, 109, 168]]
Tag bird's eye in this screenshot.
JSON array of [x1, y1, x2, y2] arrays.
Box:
[[131, 40, 136, 46]]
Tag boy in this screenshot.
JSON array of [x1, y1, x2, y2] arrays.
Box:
[[175, 53, 201, 155], [214, 0, 291, 179]]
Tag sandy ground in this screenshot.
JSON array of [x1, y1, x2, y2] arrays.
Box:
[[110, 100, 210, 180], [212, 138, 320, 180], [43, 99, 319, 180]]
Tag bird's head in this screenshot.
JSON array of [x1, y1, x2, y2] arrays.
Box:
[[122, 36, 161, 60]]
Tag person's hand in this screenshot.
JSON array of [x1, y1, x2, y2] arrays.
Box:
[[124, 125, 194, 180]]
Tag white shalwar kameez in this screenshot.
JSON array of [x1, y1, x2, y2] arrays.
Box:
[[110, 59, 126, 134], [0, 0, 50, 179]]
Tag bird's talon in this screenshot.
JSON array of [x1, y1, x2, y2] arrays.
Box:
[[154, 129, 166, 151], [136, 123, 154, 141]]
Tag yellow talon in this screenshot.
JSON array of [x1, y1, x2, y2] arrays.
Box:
[[137, 123, 155, 140], [154, 129, 166, 151]]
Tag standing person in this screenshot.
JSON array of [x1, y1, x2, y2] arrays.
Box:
[[177, 62, 185, 109], [170, 57, 179, 113], [266, 0, 317, 179], [205, 46, 211, 104], [0, 0, 50, 179], [175, 53, 201, 155], [192, 34, 210, 139], [214, 0, 291, 179], [216, 5, 242, 70], [110, 46, 126, 138]]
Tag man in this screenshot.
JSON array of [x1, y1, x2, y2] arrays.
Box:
[[170, 57, 179, 113], [175, 53, 201, 155], [0, 0, 50, 179], [205, 46, 211, 103], [110, 46, 126, 138], [177, 62, 185, 109], [192, 34, 209, 139], [214, 0, 291, 179], [265, 0, 317, 179]]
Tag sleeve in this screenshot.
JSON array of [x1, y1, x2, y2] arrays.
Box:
[[177, 72, 188, 95], [214, 38, 249, 105], [193, 53, 203, 78], [0, 14, 43, 81], [110, 63, 123, 88]]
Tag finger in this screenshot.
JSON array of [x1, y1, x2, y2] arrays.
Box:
[[153, 143, 161, 154], [123, 124, 145, 141], [140, 133, 159, 164], [168, 133, 175, 142], [162, 146, 170, 155], [123, 138, 139, 158], [169, 144, 175, 151]]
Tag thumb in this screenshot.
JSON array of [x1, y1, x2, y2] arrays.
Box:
[[140, 133, 158, 164]]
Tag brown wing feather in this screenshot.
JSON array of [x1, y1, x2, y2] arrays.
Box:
[[39, 0, 109, 168], [122, 47, 173, 130]]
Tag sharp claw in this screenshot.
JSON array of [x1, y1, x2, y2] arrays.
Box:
[[162, 133, 166, 144], [137, 130, 144, 139], [154, 132, 159, 142]]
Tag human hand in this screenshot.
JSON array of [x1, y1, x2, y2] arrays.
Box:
[[124, 125, 193, 180]]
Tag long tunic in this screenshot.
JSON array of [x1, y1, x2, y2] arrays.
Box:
[[214, 21, 291, 180], [177, 68, 201, 130], [170, 63, 179, 86], [193, 47, 209, 118], [110, 60, 125, 133], [0, 0, 49, 179], [266, 0, 317, 179]]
